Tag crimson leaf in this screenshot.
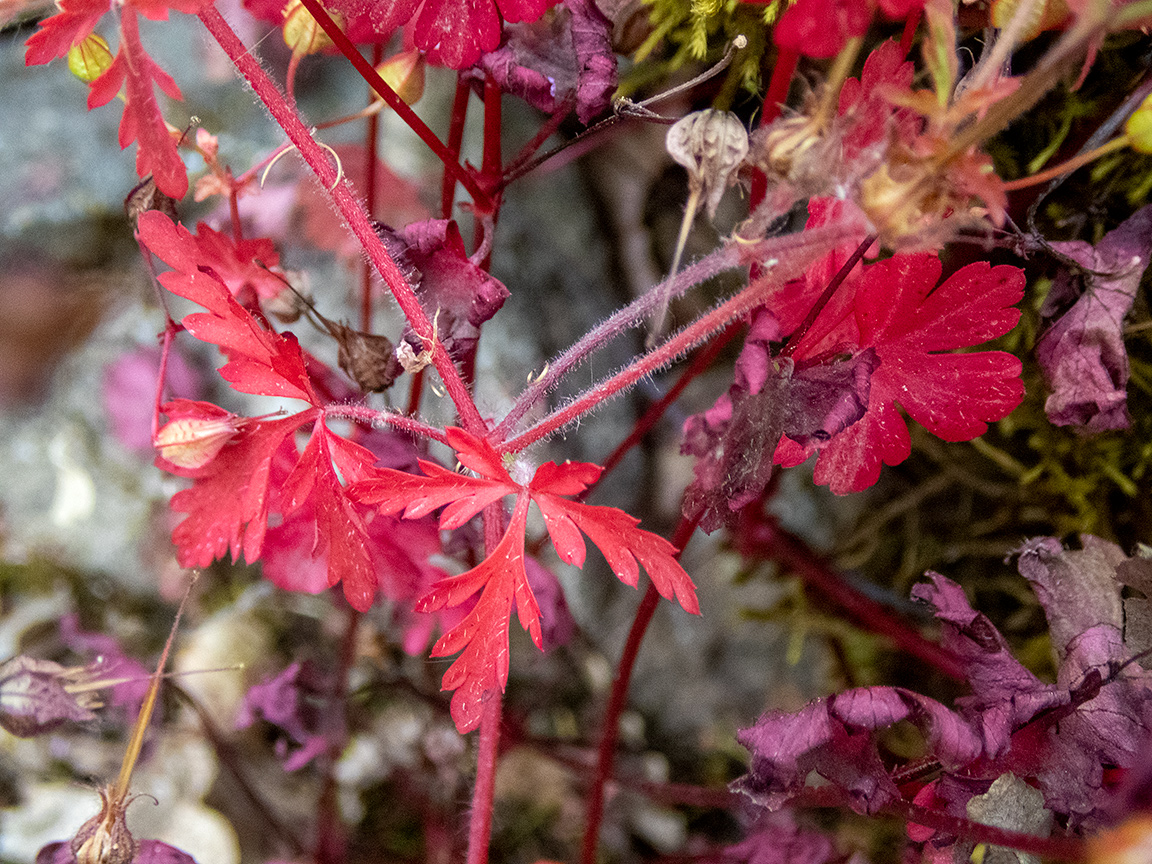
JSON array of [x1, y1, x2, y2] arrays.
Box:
[[352, 427, 699, 732]]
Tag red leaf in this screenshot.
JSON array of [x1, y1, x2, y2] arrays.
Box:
[[136, 212, 317, 404], [23, 0, 110, 66], [353, 427, 699, 731], [167, 413, 309, 569], [783, 253, 1025, 494], [96, 13, 188, 199]]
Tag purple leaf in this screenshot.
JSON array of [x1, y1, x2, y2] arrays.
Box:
[[392, 219, 510, 370], [1036, 203, 1152, 432], [566, 0, 616, 125], [0, 656, 97, 737], [683, 307, 875, 532], [236, 661, 329, 771], [477, 0, 616, 124], [1015, 535, 1125, 662]]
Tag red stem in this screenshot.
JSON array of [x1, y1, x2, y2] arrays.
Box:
[[227, 168, 243, 242], [738, 514, 967, 681], [476, 74, 503, 259], [313, 606, 361, 864], [779, 233, 875, 359], [762, 48, 799, 125], [888, 799, 1085, 861], [197, 6, 487, 435], [442, 76, 471, 219], [501, 275, 779, 453], [324, 404, 447, 443], [900, 9, 922, 57], [293, 0, 491, 210], [406, 369, 426, 417], [361, 43, 383, 334], [465, 502, 511, 864], [581, 516, 699, 864]]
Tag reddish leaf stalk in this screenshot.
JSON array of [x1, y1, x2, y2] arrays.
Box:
[[442, 76, 471, 219], [762, 48, 799, 125], [739, 515, 967, 681], [494, 222, 860, 441], [780, 233, 876, 359], [581, 515, 699, 864], [465, 502, 511, 864], [899, 9, 921, 57], [888, 799, 1086, 861], [475, 75, 503, 262], [313, 606, 361, 864], [324, 404, 448, 443], [293, 0, 492, 210], [592, 322, 744, 488], [500, 272, 788, 453], [197, 6, 487, 435], [361, 43, 383, 334]]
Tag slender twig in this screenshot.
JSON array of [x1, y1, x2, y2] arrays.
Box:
[[294, 0, 491, 209], [197, 6, 487, 435]]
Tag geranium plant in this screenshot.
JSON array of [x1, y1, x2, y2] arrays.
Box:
[[6, 0, 1152, 860]]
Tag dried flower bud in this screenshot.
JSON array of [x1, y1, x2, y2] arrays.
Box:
[[125, 176, 180, 226], [67, 34, 114, 84], [71, 787, 138, 864], [376, 49, 426, 106], [665, 109, 749, 218], [282, 0, 340, 58], [0, 656, 98, 737], [154, 413, 242, 469], [333, 325, 404, 393]]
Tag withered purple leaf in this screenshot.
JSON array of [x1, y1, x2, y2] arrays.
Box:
[[1036, 203, 1152, 433], [682, 309, 875, 532], [0, 655, 98, 738]]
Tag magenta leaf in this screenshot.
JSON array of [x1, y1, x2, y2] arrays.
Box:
[[236, 661, 330, 771], [682, 316, 877, 531], [1036, 203, 1152, 432], [386, 219, 510, 371]]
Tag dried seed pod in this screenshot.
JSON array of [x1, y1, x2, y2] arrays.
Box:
[[332, 324, 404, 393], [71, 787, 138, 864], [665, 109, 749, 219]]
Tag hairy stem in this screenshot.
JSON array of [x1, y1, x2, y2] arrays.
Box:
[[494, 221, 857, 442], [198, 6, 487, 435], [295, 0, 492, 209], [465, 503, 511, 864], [324, 404, 448, 443]]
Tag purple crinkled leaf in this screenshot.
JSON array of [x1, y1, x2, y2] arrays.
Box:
[[395, 219, 510, 368], [0, 656, 97, 737], [683, 307, 875, 532], [1036, 203, 1152, 433], [566, 0, 616, 125], [1014, 535, 1125, 662], [477, 0, 615, 124], [735, 685, 980, 815]]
